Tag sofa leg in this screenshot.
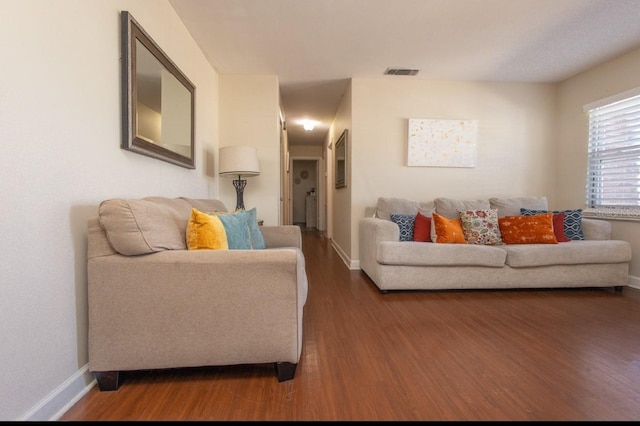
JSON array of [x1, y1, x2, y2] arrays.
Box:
[[275, 362, 297, 382], [614, 286, 624, 292], [94, 371, 121, 391]]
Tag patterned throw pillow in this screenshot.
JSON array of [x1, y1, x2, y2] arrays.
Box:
[[390, 214, 415, 241], [413, 211, 432, 242], [520, 208, 584, 240], [458, 209, 503, 245], [498, 212, 558, 244], [433, 213, 466, 244]]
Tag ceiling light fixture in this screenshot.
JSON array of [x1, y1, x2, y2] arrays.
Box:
[[303, 120, 314, 131]]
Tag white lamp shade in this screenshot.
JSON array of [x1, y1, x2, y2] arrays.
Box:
[[219, 146, 260, 177]]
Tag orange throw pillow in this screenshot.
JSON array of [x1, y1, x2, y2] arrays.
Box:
[[433, 213, 466, 244], [498, 212, 558, 244]]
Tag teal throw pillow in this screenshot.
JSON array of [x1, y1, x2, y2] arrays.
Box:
[[246, 207, 266, 249], [216, 210, 252, 249], [520, 208, 584, 240]]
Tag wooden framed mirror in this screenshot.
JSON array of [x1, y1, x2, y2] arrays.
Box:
[[121, 11, 195, 169], [335, 129, 347, 189]]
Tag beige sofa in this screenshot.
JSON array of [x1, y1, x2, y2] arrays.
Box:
[[359, 196, 631, 293], [87, 197, 308, 391]]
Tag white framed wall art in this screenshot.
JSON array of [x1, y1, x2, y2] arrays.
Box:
[[407, 118, 478, 167]]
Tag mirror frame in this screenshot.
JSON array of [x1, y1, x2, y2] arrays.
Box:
[[334, 129, 347, 189], [121, 11, 196, 169]]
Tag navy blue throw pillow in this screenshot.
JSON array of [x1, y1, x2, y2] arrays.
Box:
[[390, 214, 415, 241]]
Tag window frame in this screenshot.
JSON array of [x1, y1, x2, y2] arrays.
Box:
[[583, 87, 640, 221]]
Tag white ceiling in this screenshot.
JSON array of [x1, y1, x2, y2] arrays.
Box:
[[169, 0, 640, 146]]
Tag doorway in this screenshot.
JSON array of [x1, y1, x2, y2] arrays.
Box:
[[291, 159, 319, 229]]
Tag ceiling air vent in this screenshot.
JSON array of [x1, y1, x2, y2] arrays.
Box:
[[384, 67, 419, 76]]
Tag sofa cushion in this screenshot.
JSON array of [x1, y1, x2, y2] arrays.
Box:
[[377, 241, 506, 267], [434, 197, 490, 218], [390, 214, 415, 241], [458, 209, 503, 245], [375, 197, 434, 221], [489, 196, 548, 217], [181, 197, 228, 213], [521, 208, 585, 240], [99, 198, 191, 255], [433, 198, 490, 242], [503, 240, 632, 267], [433, 213, 466, 244], [498, 213, 558, 244], [186, 208, 229, 250]]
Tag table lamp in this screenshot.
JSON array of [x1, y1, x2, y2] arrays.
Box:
[[218, 146, 260, 210]]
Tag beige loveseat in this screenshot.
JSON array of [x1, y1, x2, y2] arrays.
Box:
[[87, 197, 308, 391], [359, 196, 631, 293]]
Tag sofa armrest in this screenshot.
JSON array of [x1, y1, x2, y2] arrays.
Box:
[[260, 225, 302, 249], [359, 217, 400, 278], [360, 217, 400, 243], [582, 218, 612, 240]]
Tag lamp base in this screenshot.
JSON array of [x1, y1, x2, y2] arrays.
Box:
[[232, 177, 247, 210]]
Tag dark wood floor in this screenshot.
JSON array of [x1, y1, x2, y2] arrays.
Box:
[[61, 229, 640, 421]]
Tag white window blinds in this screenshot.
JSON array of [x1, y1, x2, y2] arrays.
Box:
[[585, 91, 640, 209]]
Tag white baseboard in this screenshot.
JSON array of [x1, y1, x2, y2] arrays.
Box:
[[19, 364, 95, 421], [330, 239, 349, 268], [628, 274, 640, 290], [330, 240, 360, 270]]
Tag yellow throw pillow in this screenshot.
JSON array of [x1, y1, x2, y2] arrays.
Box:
[[186, 208, 229, 250], [433, 212, 466, 244]]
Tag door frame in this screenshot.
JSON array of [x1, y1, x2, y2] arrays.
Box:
[[288, 156, 325, 230]]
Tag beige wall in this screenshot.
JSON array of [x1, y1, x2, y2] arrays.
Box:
[[557, 47, 640, 282], [347, 78, 557, 267], [0, 0, 219, 420], [219, 75, 281, 225]]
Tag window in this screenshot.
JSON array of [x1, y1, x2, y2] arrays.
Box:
[[585, 88, 640, 218]]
